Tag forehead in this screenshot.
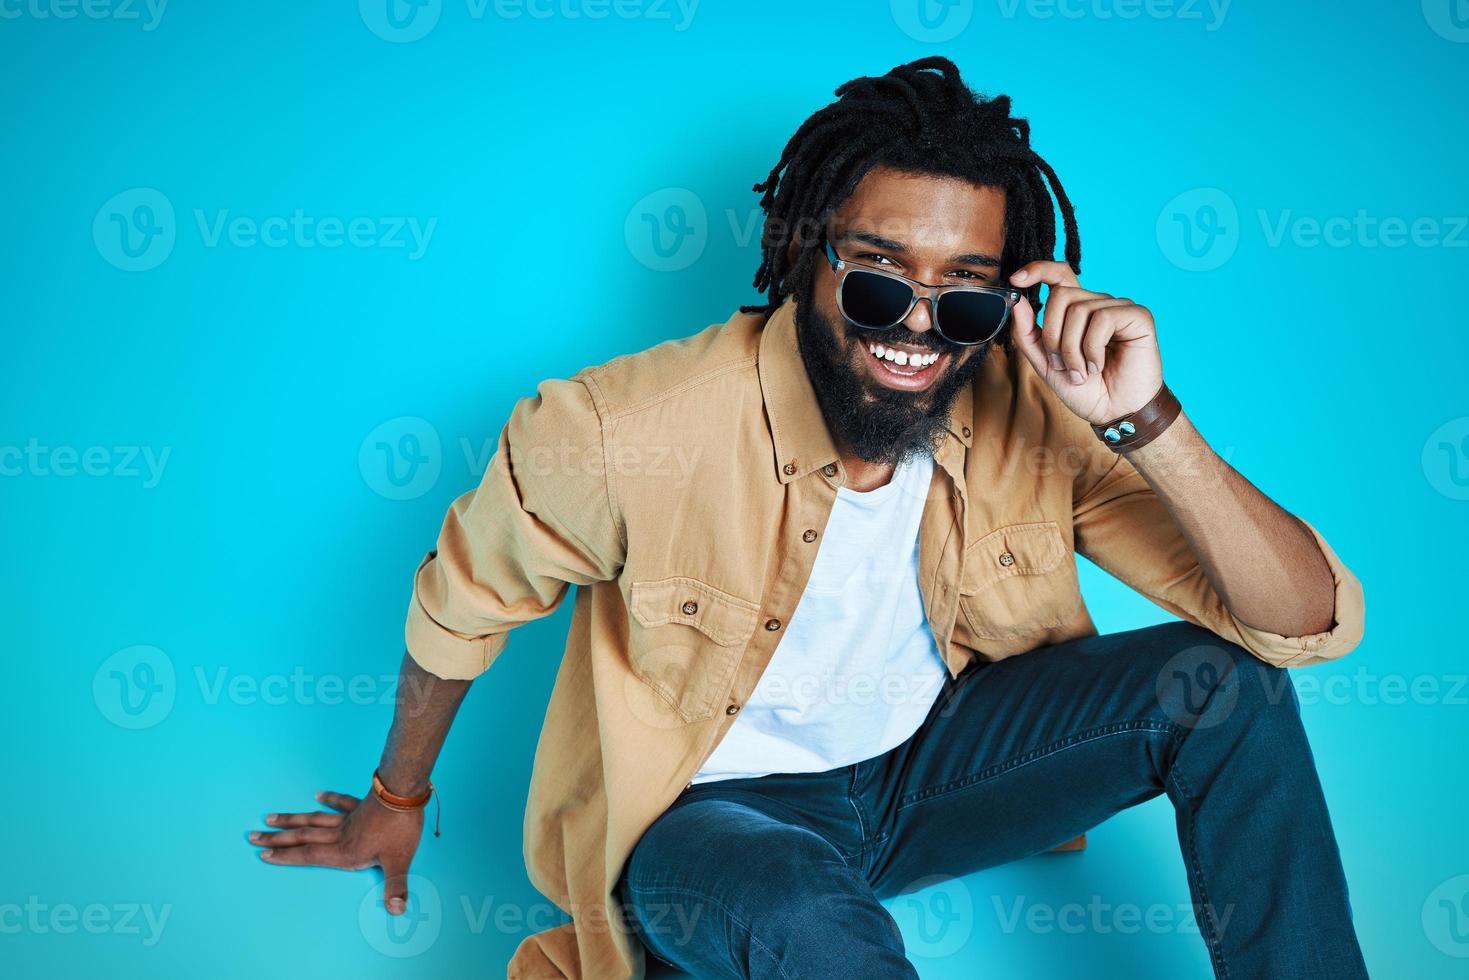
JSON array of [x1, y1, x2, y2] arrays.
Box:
[[830, 165, 1006, 252]]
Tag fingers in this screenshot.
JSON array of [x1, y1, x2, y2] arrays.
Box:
[[258, 842, 362, 870], [382, 861, 411, 916], [1008, 296, 1052, 379], [1036, 285, 1105, 377], [1007, 263, 1103, 380], [315, 791, 360, 813], [1008, 269, 1161, 407], [251, 826, 342, 847], [1010, 261, 1080, 289], [1061, 298, 1133, 382], [262, 810, 346, 830]]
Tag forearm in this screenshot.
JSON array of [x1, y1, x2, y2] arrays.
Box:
[[377, 650, 472, 796], [1127, 412, 1336, 637]]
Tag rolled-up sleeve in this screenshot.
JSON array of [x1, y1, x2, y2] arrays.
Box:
[[1072, 450, 1365, 668], [405, 375, 624, 680]]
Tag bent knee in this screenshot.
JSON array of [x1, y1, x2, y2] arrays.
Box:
[[1151, 624, 1300, 731]]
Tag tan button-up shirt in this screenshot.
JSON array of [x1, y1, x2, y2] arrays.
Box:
[[404, 298, 1365, 979]]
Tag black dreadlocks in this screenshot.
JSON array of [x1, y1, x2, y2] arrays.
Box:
[[741, 57, 1081, 347]]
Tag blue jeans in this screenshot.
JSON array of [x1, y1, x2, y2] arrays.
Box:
[[616, 622, 1367, 979]]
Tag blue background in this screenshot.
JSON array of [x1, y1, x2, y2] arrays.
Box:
[[3, 1, 1467, 976]]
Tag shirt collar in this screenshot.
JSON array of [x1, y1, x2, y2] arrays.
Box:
[[756, 298, 975, 486]]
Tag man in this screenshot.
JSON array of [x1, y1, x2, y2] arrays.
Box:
[[250, 58, 1367, 979]]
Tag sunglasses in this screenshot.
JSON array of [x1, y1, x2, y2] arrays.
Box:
[[823, 240, 1023, 347]]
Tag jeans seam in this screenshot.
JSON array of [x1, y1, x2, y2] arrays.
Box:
[[1168, 766, 1233, 980], [896, 720, 1180, 811], [847, 767, 870, 843], [625, 881, 797, 980]]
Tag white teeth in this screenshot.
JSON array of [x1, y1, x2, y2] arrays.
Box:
[[867, 343, 939, 369]]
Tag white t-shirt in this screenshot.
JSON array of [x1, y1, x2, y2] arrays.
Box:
[[692, 450, 950, 784]]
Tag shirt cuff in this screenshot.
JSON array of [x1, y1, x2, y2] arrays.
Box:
[[1228, 520, 1365, 668], [404, 550, 507, 681]]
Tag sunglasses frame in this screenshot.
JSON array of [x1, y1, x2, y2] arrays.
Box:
[[822, 239, 1023, 347]]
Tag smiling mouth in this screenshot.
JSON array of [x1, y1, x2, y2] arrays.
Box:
[[862, 340, 949, 391]]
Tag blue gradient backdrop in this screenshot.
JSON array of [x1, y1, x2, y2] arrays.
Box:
[[3, 1, 1467, 977]]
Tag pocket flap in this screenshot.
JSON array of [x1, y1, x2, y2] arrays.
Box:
[[630, 577, 760, 647], [959, 521, 1067, 596]]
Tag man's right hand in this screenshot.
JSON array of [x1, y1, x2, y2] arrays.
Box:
[[250, 789, 424, 914]]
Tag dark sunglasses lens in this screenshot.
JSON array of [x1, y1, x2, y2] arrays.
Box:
[[936, 290, 1009, 344], [841, 270, 914, 329]]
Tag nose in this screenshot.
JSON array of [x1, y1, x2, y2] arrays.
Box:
[[902, 295, 936, 335]]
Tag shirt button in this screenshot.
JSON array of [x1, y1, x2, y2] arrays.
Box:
[[764, 618, 782, 631], [822, 463, 838, 478], [783, 461, 797, 476], [998, 551, 1016, 567], [962, 425, 972, 439], [725, 704, 741, 715], [681, 600, 698, 615], [802, 529, 817, 543]]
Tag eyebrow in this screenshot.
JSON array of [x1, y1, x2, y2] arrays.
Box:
[[839, 230, 1002, 269]]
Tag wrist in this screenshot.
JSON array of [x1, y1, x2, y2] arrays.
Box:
[[372, 769, 433, 809], [375, 758, 431, 798], [371, 768, 442, 837], [1091, 382, 1181, 454]]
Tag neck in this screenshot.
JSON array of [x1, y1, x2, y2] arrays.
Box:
[[838, 451, 898, 492]]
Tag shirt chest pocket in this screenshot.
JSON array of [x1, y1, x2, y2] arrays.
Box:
[[628, 576, 760, 723], [958, 521, 1085, 641]]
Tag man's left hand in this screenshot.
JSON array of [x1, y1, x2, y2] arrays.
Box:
[[1007, 260, 1163, 424]]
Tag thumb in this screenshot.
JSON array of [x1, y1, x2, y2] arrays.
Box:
[[1008, 296, 1049, 376], [383, 863, 410, 915]]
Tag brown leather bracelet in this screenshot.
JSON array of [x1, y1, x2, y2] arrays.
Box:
[[1090, 383, 1182, 454], [372, 770, 432, 809], [372, 769, 442, 836]]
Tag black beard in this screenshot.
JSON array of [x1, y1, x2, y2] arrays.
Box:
[[793, 296, 987, 466]]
